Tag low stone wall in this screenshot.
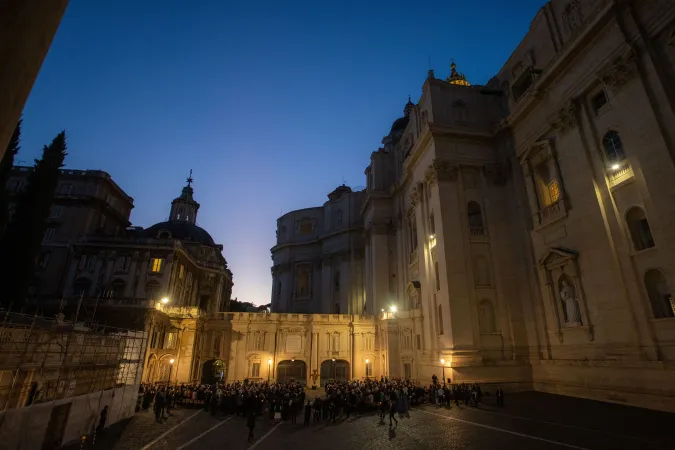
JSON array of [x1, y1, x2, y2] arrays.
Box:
[[0, 384, 139, 449]]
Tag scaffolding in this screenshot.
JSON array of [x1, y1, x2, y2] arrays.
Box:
[[0, 310, 147, 411]]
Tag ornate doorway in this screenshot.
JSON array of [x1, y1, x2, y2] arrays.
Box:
[[320, 359, 350, 386], [201, 359, 226, 385], [276, 360, 307, 385]]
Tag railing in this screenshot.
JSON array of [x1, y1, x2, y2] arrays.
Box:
[[469, 226, 485, 237], [538, 199, 566, 226], [607, 162, 634, 188]]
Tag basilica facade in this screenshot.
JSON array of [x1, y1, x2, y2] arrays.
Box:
[[263, 0, 675, 412]]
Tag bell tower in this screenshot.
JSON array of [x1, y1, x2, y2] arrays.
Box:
[[169, 170, 200, 224]]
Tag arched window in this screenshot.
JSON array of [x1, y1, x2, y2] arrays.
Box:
[[602, 131, 625, 164], [626, 207, 655, 251], [644, 269, 675, 318], [467, 201, 484, 235], [473, 257, 492, 287], [478, 299, 497, 333], [110, 279, 126, 298]]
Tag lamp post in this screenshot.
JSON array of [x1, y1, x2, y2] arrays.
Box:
[[169, 358, 175, 386], [365, 358, 369, 379], [332, 358, 336, 380], [268, 358, 272, 382], [440, 358, 445, 385]]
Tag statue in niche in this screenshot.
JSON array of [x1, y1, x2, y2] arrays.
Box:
[[559, 276, 582, 326]]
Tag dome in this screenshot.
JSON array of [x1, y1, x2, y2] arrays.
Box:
[[142, 220, 217, 247], [390, 115, 409, 133]]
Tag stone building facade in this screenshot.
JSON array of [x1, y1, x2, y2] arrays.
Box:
[[264, 0, 675, 411], [6, 166, 134, 300], [57, 177, 234, 386]]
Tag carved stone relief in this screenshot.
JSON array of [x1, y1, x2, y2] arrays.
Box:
[[550, 102, 577, 135], [424, 159, 458, 185], [599, 49, 638, 92]]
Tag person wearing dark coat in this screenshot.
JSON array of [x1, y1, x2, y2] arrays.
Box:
[[247, 411, 256, 443], [304, 400, 312, 425]]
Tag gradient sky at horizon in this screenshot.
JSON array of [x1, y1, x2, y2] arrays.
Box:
[[20, 0, 543, 305]]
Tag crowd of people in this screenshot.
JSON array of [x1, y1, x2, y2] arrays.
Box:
[[138, 374, 504, 434]]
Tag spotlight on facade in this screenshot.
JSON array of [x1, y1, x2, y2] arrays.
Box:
[[169, 358, 175, 364], [161, 297, 169, 304], [389, 305, 397, 313], [611, 163, 620, 171]]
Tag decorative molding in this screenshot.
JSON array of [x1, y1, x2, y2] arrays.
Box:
[[424, 158, 458, 185], [550, 102, 577, 135], [483, 162, 510, 186], [409, 186, 420, 207], [600, 49, 638, 92]]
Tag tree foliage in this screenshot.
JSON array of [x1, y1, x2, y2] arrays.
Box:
[[0, 131, 67, 306], [0, 120, 21, 236]]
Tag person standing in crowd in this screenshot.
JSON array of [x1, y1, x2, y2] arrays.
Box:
[[304, 400, 312, 425], [496, 386, 504, 407], [96, 405, 108, 434], [154, 389, 165, 423], [247, 411, 256, 443]]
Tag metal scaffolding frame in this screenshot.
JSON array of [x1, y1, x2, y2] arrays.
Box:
[[0, 310, 147, 411]]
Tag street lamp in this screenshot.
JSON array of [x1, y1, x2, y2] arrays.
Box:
[[332, 358, 336, 380], [161, 297, 169, 304], [365, 358, 369, 379], [389, 305, 397, 313], [169, 358, 175, 385], [268, 358, 272, 382], [440, 358, 445, 385]]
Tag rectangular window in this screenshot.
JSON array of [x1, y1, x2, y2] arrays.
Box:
[[50, 205, 64, 218], [43, 228, 56, 242], [404, 363, 412, 380], [416, 334, 421, 350], [179, 264, 185, 279], [365, 361, 373, 377], [151, 258, 163, 273], [592, 90, 609, 115], [251, 363, 261, 378], [438, 304, 444, 335], [435, 262, 440, 291], [548, 180, 561, 204]]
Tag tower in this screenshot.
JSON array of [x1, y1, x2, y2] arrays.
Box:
[[169, 170, 200, 224]]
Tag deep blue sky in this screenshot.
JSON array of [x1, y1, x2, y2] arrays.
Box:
[[21, 0, 543, 304]]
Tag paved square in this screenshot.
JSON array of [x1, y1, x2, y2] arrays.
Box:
[[70, 392, 675, 450]]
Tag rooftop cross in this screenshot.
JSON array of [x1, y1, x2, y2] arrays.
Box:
[[187, 169, 193, 187]]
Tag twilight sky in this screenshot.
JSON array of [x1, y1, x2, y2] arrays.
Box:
[[21, 0, 543, 305]]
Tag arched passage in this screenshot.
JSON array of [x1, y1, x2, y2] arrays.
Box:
[[277, 360, 307, 385], [320, 359, 350, 386], [201, 359, 226, 385]]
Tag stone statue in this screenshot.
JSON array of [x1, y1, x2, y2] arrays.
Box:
[[560, 278, 582, 326]]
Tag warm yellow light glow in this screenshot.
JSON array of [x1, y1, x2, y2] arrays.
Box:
[[161, 297, 169, 304], [292, 358, 295, 362], [169, 358, 175, 364], [268, 359, 272, 364], [151, 258, 163, 272], [390, 305, 397, 313], [332, 358, 336, 362], [440, 358, 445, 365], [381, 309, 384, 312], [611, 163, 620, 170], [429, 234, 435, 240], [365, 359, 369, 363]]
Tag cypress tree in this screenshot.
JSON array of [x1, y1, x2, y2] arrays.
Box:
[[0, 120, 21, 236], [0, 131, 67, 307]]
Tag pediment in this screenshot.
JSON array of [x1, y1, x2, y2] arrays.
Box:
[[521, 139, 553, 163], [538, 247, 578, 268]]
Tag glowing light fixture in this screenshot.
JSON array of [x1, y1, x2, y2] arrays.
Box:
[[611, 163, 620, 171], [389, 305, 397, 313], [161, 297, 169, 304], [440, 358, 445, 365], [268, 359, 272, 364], [169, 358, 175, 364], [365, 359, 369, 364]]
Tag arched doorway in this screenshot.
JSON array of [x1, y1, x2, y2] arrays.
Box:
[[276, 360, 307, 385], [201, 359, 226, 385], [320, 359, 350, 386]]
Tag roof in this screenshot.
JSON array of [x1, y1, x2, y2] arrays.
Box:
[[142, 220, 217, 247]]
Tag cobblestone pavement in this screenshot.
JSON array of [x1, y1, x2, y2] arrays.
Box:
[[67, 392, 675, 449]]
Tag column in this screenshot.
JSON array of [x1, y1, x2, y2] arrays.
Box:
[[371, 227, 390, 314], [321, 258, 332, 313]]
